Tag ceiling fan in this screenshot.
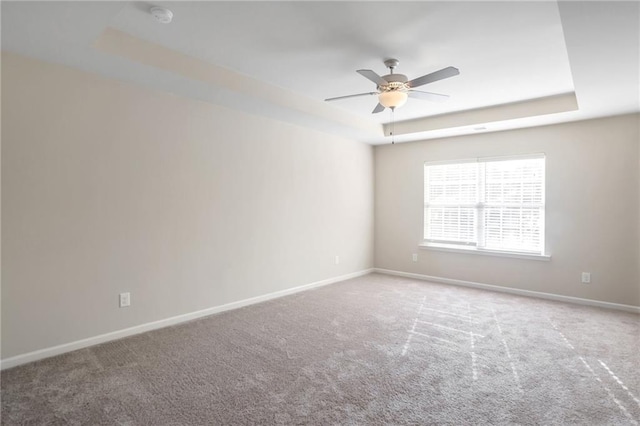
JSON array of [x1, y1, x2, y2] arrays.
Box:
[[325, 59, 460, 113]]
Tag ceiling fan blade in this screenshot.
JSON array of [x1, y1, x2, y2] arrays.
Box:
[[357, 69, 388, 86], [325, 92, 378, 102], [372, 103, 385, 114], [408, 90, 450, 102], [408, 66, 460, 88]]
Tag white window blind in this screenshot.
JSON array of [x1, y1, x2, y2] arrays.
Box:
[[424, 155, 545, 255]]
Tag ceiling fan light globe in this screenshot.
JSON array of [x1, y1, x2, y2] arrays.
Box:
[[379, 91, 408, 109]]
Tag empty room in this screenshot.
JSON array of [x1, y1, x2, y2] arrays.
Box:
[[1, 1, 639, 424]]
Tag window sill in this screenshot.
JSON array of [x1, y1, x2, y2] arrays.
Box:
[[419, 243, 551, 261]]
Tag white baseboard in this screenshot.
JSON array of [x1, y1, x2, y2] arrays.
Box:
[[374, 268, 640, 314], [1, 268, 373, 370]]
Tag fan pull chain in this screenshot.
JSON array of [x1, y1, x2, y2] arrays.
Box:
[[391, 107, 395, 144]]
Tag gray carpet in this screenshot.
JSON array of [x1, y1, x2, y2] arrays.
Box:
[[2, 273, 639, 425]]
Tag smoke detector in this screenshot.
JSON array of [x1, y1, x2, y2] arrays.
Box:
[[150, 7, 173, 24]]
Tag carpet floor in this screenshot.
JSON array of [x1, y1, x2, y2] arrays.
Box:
[[2, 273, 639, 425]]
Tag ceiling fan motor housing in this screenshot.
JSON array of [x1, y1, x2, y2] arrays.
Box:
[[380, 73, 409, 92]]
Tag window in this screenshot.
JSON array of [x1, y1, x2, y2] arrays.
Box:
[[423, 154, 545, 257]]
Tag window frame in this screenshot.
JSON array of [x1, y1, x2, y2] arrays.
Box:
[[421, 154, 549, 260]]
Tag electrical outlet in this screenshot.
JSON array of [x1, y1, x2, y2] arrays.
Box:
[[335, 256, 340, 265], [412, 253, 418, 262], [581, 272, 591, 284], [119, 292, 131, 308]]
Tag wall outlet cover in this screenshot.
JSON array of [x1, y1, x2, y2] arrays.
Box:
[[119, 292, 131, 308]]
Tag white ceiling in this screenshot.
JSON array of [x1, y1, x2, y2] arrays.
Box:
[[2, 1, 639, 145]]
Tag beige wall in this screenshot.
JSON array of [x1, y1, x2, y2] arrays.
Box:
[[1, 53, 374, 359], [375, 114, 640, 306]]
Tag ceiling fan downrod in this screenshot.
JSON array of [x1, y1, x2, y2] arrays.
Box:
[[384, 58, 399, 74]]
